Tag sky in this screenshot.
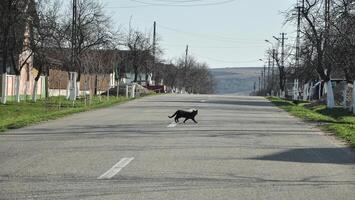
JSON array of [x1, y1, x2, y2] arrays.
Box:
[[99, 0, 298, 68]]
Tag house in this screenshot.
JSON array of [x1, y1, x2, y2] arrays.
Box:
[[46, 49, 158, 96]]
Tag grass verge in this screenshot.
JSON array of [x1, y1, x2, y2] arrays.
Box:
[[0, 95, 137, 132], [267, 96, 355, 146]]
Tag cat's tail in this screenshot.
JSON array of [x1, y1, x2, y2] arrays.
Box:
[[168, 111, 177, 118]]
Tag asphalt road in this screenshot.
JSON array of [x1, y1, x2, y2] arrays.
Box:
[[1, 94, 355, 200]]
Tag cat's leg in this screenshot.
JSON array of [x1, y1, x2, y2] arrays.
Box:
[[175, 117, 179, 123], [183, 118, 188, 123], [192, 118, 198, 123]]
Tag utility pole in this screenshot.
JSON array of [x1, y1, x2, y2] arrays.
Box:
[[72, 0, 77, 71], [324, 0, 330, 70], [267, 53, 271, 92], [271, 49, 276, 95], [184, 45, 189, 92], [152, 21, 156, 85], [280, 33, 287, 71], [281, 32, 287, 95], [185, 45, 189, 67], [295, 0, 303, 69], [261, 70, 264, 92], [263, 65, 266, 91], [70, 0, 77, 101], [258, 76, 261, 92], [324, 0, 335, 108], [153, 22, 156, 58], [273, 33, 288, 96]]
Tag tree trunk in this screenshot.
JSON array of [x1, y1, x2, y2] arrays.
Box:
[[303, 83, 308, 101], [131, 84, 136, 98], [343, 84, 348, 109], [116, 80, 120, 98], [84, 77, 88, 106], [45, 67, 49, 98], [98, 77, 101, 102], [66, 79, 71, 99], [76, 81, 80, 97], [89, 76, 92, 105], [15, 75, 20, 102], [326, 81, 335, 108], [145, 73, 149, 86], [32, 80, 38, 102], [134, 66, 138, 82], [25, 81, 29, 101], [68, 72, 77, 101], [279, 68, 285, 93], [94, 75, 98, 96], [1, 73, 7, 104], [107, 84, 109, 100]]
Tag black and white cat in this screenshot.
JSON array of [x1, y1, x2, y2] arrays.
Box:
[[169, 109, 198, 123]]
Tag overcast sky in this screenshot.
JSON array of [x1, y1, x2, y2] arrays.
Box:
[[100, 0, 297, 68]]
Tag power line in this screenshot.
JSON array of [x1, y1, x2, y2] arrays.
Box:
[[160, 43, 265, 49], [131, 0, 236, 7], [193, 53, 260, 64], [102, 0, 236, 8], [158, 24, 265, 44]]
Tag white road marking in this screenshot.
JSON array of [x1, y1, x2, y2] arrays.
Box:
[[167, 122, 177, 128], [98, 157, 134, 180]]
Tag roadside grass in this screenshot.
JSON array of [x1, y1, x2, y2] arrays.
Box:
[[267, 96, 355, 146], [0, 95, 133, 132]]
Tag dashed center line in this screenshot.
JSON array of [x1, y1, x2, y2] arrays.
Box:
[[98, 157, 134, 180], [167, 122, 177, 128]]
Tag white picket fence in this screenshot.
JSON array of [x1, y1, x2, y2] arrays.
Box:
[[298, 79, 354, 115], [0, 74, 45, 102]]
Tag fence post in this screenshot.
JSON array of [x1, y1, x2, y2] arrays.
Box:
[[352, 81, 355, 115], [326, 81, 335, 108], [131, 84, 136, 98], [303, 83, 308, 101], [126, 85, 129, 98]]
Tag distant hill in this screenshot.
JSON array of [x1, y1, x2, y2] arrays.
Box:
[[209, 67, 262, 95]]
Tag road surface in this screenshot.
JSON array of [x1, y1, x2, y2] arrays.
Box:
[[1, 94, 355, 199]]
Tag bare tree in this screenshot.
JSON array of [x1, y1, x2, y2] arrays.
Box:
[[330, 0, 355, 81], [285, 0, 337, 107], [125, 29, 153, 83], [171, 55, 215, 94], [28, 0, 62, 102], [49, 0, 114, 100], [0, 0, 30, 103]]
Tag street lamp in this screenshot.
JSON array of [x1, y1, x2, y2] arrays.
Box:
[[265, 40, 278, 95], [258, 58, 267, 92], [265, 39, 272, 46]]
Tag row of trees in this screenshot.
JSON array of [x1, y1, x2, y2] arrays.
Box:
[[159, 55, 215, 94], [0, 0, 216, 104], [258, 0, 355, 108]]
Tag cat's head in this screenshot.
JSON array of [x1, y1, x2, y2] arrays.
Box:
[[193, 109, 198, 114]]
